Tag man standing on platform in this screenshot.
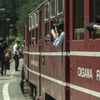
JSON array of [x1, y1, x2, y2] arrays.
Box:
[[13, 40, 20, 71]]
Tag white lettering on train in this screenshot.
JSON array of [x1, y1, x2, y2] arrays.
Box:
[[96, 70, 100, 81], [31, 56, 38, 67], [77, 67, 93, 79]]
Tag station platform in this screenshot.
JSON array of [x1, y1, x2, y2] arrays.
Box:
[[0, 59, 28, 100]]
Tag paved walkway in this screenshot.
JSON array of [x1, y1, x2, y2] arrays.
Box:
[[0, 59, 26, 100]]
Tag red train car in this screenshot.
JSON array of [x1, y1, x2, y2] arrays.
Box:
[[23, 0, 100, 100]]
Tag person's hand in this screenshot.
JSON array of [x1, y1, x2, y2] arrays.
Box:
[[51, 29, 56, 39], [51, 29, 55, 33], [55, 27, 59, 39]]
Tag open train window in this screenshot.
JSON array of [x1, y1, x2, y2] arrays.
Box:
[[57, 0, 64, 15], [45, 23, 49, 43], [29, 16, 31, 30], [32, 29, 35, 44], [45, 2, 49, 21], [36, 28, 39, 44], [50, 0, 56, 18], [36, 10, 39, 26], [32, 13, 35, 28], [30, 31, 32, 45], [92, 0, 100, 39], [74, 0, 84, 40], [51, 20, 56, 42]]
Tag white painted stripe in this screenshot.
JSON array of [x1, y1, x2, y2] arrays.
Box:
[[25, 64, 66, 86], [3, 83, 10, 100], [24, 51, 70, 56], [29, 52, 40, 55], [41, 74, 67, 86], [23, 51, 100, 57], [24, 64, 100, 98], [23, 51, 29, 54], [70, 51, 100, 57], [69, 83, 100, 98], [41, 52, 70, 56], [29, 69, 40, 76]]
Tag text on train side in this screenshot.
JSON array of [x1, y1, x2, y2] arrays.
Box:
[[77, 67, 100, 81]]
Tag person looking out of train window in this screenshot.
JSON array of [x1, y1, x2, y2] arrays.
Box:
[[51, 21, 65, 50], [86, 22, 100, 32], [31, 37, 35, 44], [45, 34, 49, 43]]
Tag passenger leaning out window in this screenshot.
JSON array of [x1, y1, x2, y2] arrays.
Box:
[[86, 22, 100, 32], [51, 21, 65, 50]]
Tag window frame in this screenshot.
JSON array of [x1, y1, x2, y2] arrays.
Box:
[[35, 10, 39, 27], [45, 22, 49, 43], [57, 0, 64, 16], [32, 13, 35, 28], [36, 28, 39, 44], [73, 0, 84, 40], [29, 15, 32, 30], [50, 0, 56, 19], [91, 0, 100, 39], [45, 2, 49, 21]]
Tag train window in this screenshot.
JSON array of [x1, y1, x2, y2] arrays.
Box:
[[36, 10, 39, 26], [45, 2, 49, 21], [51, 20, 56, 42], [29, 16, 31, 29], [50, 0, 56, 18], [92, 0, 100, 39], [45, 23, 49, 43], [74, 0, 84, 40], [30, 31, 32, 45], [57, 0, 64, 15], [32, 13, 35, 28], [36, 28, 39, 44], [32, 30, 35, 44], [33, 30, 35, 37]]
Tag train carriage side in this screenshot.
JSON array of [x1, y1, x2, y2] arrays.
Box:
[[40, 0, 69, 100], [24, 0, 70, 100], [69, 0, 100, 100], [28, 5, 43, 99]]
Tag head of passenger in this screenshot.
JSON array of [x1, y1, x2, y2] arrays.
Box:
[[45, 34, 49, 43], [56, 21, 64, 32], [52, 23, 57, 30]]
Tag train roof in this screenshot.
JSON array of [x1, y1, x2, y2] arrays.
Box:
[[28, 0, 48, 16]]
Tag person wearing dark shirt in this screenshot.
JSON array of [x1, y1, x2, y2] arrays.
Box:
[[86, 22, 100, 32], [0, 39, 8, 75]]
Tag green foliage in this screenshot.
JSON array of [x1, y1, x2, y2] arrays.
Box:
[[0, 0, 45, 50]]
